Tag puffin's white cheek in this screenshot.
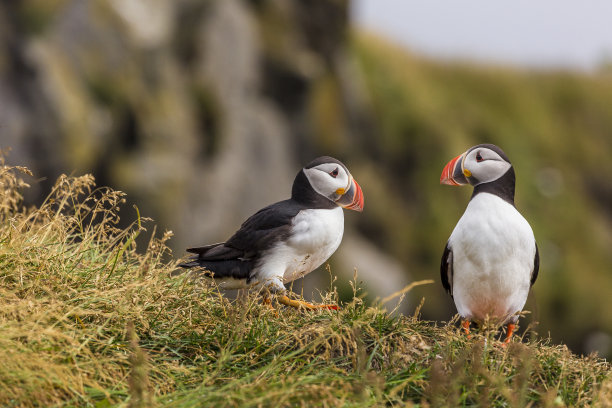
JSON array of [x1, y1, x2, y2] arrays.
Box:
[[472, 161, 512, 184], [303, 168, 335, 197]]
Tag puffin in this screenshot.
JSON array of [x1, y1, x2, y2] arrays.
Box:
[[180, 156, 364, 309], [440, 144, 539, 343]]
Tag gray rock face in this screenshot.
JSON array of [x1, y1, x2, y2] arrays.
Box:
[[190, 0, 294, 244]]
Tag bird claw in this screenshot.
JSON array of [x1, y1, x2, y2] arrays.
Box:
[[502, 323, 516, 345], [461, 320, 471, 338], [277, 295, 339, 311]]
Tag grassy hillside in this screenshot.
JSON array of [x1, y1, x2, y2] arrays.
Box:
[[346, 33, 612, 355], [1, 164, 611, 406]]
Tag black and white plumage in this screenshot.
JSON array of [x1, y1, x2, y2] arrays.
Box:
[[180, 156, 364, 308], [440, 144, 539, 342]]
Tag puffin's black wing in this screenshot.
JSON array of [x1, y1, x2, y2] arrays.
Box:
[[224, 199, 304, 253], [179, 199, 305, 281], [530, 242, 540, 287], [440, 242, 453, 296]]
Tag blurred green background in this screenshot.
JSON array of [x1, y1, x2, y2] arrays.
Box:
[[1, 0, 611, 358]]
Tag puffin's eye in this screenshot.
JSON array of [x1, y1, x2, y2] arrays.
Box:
[[476, 152, 484, 162], [329, 168, 339, 178]]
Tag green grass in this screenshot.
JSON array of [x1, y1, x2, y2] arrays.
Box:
[[0, 162, 610, 407]]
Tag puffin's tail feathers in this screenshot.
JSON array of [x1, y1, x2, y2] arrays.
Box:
[[186, 242, 224, 255], [185, 243, 244, 261], [177, 257, 252, 280], [178, 242, 252, 280], [177, 259, 202, 269]]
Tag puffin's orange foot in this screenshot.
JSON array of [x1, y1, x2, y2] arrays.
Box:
[[277, 295, 339, 310], [461, 320, 472, 339], [262, 296, 279, 316], [502, 323, 516, 346]]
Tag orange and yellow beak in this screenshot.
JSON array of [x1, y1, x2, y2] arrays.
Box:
[[440, 153, 469, 186], [336, 178, 364, 211]]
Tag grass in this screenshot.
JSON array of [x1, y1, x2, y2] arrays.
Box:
[[0, 160, 610, 407]]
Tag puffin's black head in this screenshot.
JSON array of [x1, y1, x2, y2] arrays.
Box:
[[292, 156, 364, 211], [440, 144, 512, 186], [440, 144, 516, 204]]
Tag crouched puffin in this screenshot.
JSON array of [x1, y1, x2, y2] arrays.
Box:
[[440, 144, 539, 343], [180, 156, 364, 309]]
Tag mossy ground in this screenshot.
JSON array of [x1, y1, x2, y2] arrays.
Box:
[[0, 162, 610, 407]]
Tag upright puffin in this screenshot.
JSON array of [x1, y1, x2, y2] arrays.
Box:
[[440, 144, 539, 343], [180, 156, 364, 309]]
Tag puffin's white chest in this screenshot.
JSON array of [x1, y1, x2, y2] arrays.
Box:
[[283, 207, 344, 282], [258, 207, 344, 285], [449, 193, 535, 323]]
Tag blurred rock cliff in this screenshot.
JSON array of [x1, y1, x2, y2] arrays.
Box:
[[0, 0, 411, 309]]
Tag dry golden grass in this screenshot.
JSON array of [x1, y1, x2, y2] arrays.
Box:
[[0, 158, 610, 407]]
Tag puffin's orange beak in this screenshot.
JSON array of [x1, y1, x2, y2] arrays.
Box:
[[337, 179, 364, 211], [441, 153, 468, 186]]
